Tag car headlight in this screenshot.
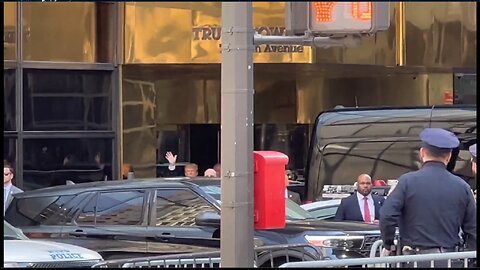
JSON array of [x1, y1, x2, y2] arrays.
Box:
[[4, 262, 33, 268], [304, 235, 364, 249]]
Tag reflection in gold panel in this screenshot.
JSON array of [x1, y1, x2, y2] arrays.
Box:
[[22, 3, 98, 62], [124, 2, 476, 68], [314, 2, 397, 66], [404, 2, 476, 68], [4, 2, 16, 60], [121, 64, 456, 175], [297, 70, 454, 123], [123, 65, 221, 125], [122, 64, 455, 126], [124, 2, 312, 64], [122, 78, 157, 178]]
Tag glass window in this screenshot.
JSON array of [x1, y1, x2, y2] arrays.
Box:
[[7, 195, 74, 226], [454, 74, 476, 105], [254, 124, 309, 175], [310, 207, 339, 220], [155, 189, 216, 227], [4, 69, 16, 131], [23, 138, 113, 191], [61, 192, 94, 225], [23, 69, 112, 131], [95, 191, 145, 225], [76, 194, 96, 225], [4, 2, 16, 60], [22, 3, 114, 63], [4, 137, 16, 167], [4, 221, 28, 240]]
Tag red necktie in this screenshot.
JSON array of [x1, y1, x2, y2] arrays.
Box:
[[363, 197, 371, 223]]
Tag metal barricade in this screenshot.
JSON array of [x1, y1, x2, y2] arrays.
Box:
[[369, 239, 385, 258], [91, 243, 323, 268], [280, 251, 477, 268]]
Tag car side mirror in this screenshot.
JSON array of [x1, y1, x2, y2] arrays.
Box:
[[195, 211, 221, 227]]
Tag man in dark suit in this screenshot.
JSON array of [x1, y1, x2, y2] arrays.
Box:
[[4, 164, 23, 214], [380, 128, 476, 267], [334, 173, 385, 222]]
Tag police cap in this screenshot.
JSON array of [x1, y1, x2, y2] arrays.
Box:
[[419, 128, 459, 153], [469, 144, 476, 162]]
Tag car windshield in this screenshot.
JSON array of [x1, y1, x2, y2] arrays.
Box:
[[4, 220, 29, 240], [198, 184, 314, 221]]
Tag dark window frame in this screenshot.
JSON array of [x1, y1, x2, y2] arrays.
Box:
[[11, 194, 76, 226], [5, 2, 121, 189], [76, 189, 149, 226]]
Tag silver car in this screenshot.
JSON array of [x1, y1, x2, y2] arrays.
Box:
[[4, 220, 103, 268], [300, 199, 342, 220]]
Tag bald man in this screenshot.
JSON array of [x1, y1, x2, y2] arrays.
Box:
[[334, 174, 385, 223]]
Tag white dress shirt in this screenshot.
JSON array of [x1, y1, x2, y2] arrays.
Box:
[[356, 192, 375, 222]]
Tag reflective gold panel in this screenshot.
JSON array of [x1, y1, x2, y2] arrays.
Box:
[[121, 64, 456, 176], [22, 3, 98, 62], [405, 2, 476, 68], [122, 77, 158, 178], [297, 70, 454, 123], [122, 64, 455, 125], [124, 2, 312, 64], [4, 2, 16, 60], [314, 2, 397, 66]]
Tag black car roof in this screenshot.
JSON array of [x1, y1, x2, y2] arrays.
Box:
[[315, 105, 476, 126], [15, 177, 201, 197]]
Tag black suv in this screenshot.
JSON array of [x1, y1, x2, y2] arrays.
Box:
[[5, 179, 381, 264], [305, 105, 477, 201]]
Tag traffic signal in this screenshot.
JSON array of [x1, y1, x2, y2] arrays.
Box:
[[285, 2, 390, 36]]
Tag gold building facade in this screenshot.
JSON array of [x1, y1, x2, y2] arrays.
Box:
[[3, 2, 476, 187]]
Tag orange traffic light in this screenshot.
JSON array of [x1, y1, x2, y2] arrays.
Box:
[[351, 2, 372, 20], [312, 2, 373, 23], [313, 2, 337, 22]]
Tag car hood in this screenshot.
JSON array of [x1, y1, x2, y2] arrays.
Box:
[[286, 219, 381, 234], [4, 240, 102, 263]]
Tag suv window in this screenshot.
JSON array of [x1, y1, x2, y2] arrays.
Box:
[[76, 190, 146, 225], [155, 189, 216, 226], [7, 195, 74, 226]]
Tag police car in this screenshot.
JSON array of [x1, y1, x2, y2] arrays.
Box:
[[4, 220, 103, 268]]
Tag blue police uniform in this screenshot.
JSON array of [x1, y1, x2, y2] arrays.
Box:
[[380, 128, 477, 265]]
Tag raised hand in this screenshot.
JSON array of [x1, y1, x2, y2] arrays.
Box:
[[165, 151, 177, 165]]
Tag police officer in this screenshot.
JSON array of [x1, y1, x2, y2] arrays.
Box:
[[469, 144, 476, 199], [470, 144, 476, 174], [379, 128, 476, 267]]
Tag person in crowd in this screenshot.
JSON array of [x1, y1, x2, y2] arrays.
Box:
[[184, 163, 198, 178], [4, 163, 23, 214], [164, 151, 199, 178], [213, 163, 221, 177], [470, 144, 476, 174], [380, 128, 476, 267], [63, 154, 78, 166], [38, 146, 54, 170], [204, 168, 217, 177], [164, 151, 183, 177], [469, 144, 476, 200], [334, 173, 385, 223], [121, 164, 134, 180], [285, 173, 302, 204], [94, 152, 105, 170]]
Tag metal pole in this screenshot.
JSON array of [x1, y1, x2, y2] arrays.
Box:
[[220, 2, 255, 267], [253, 34, 362, 48]]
